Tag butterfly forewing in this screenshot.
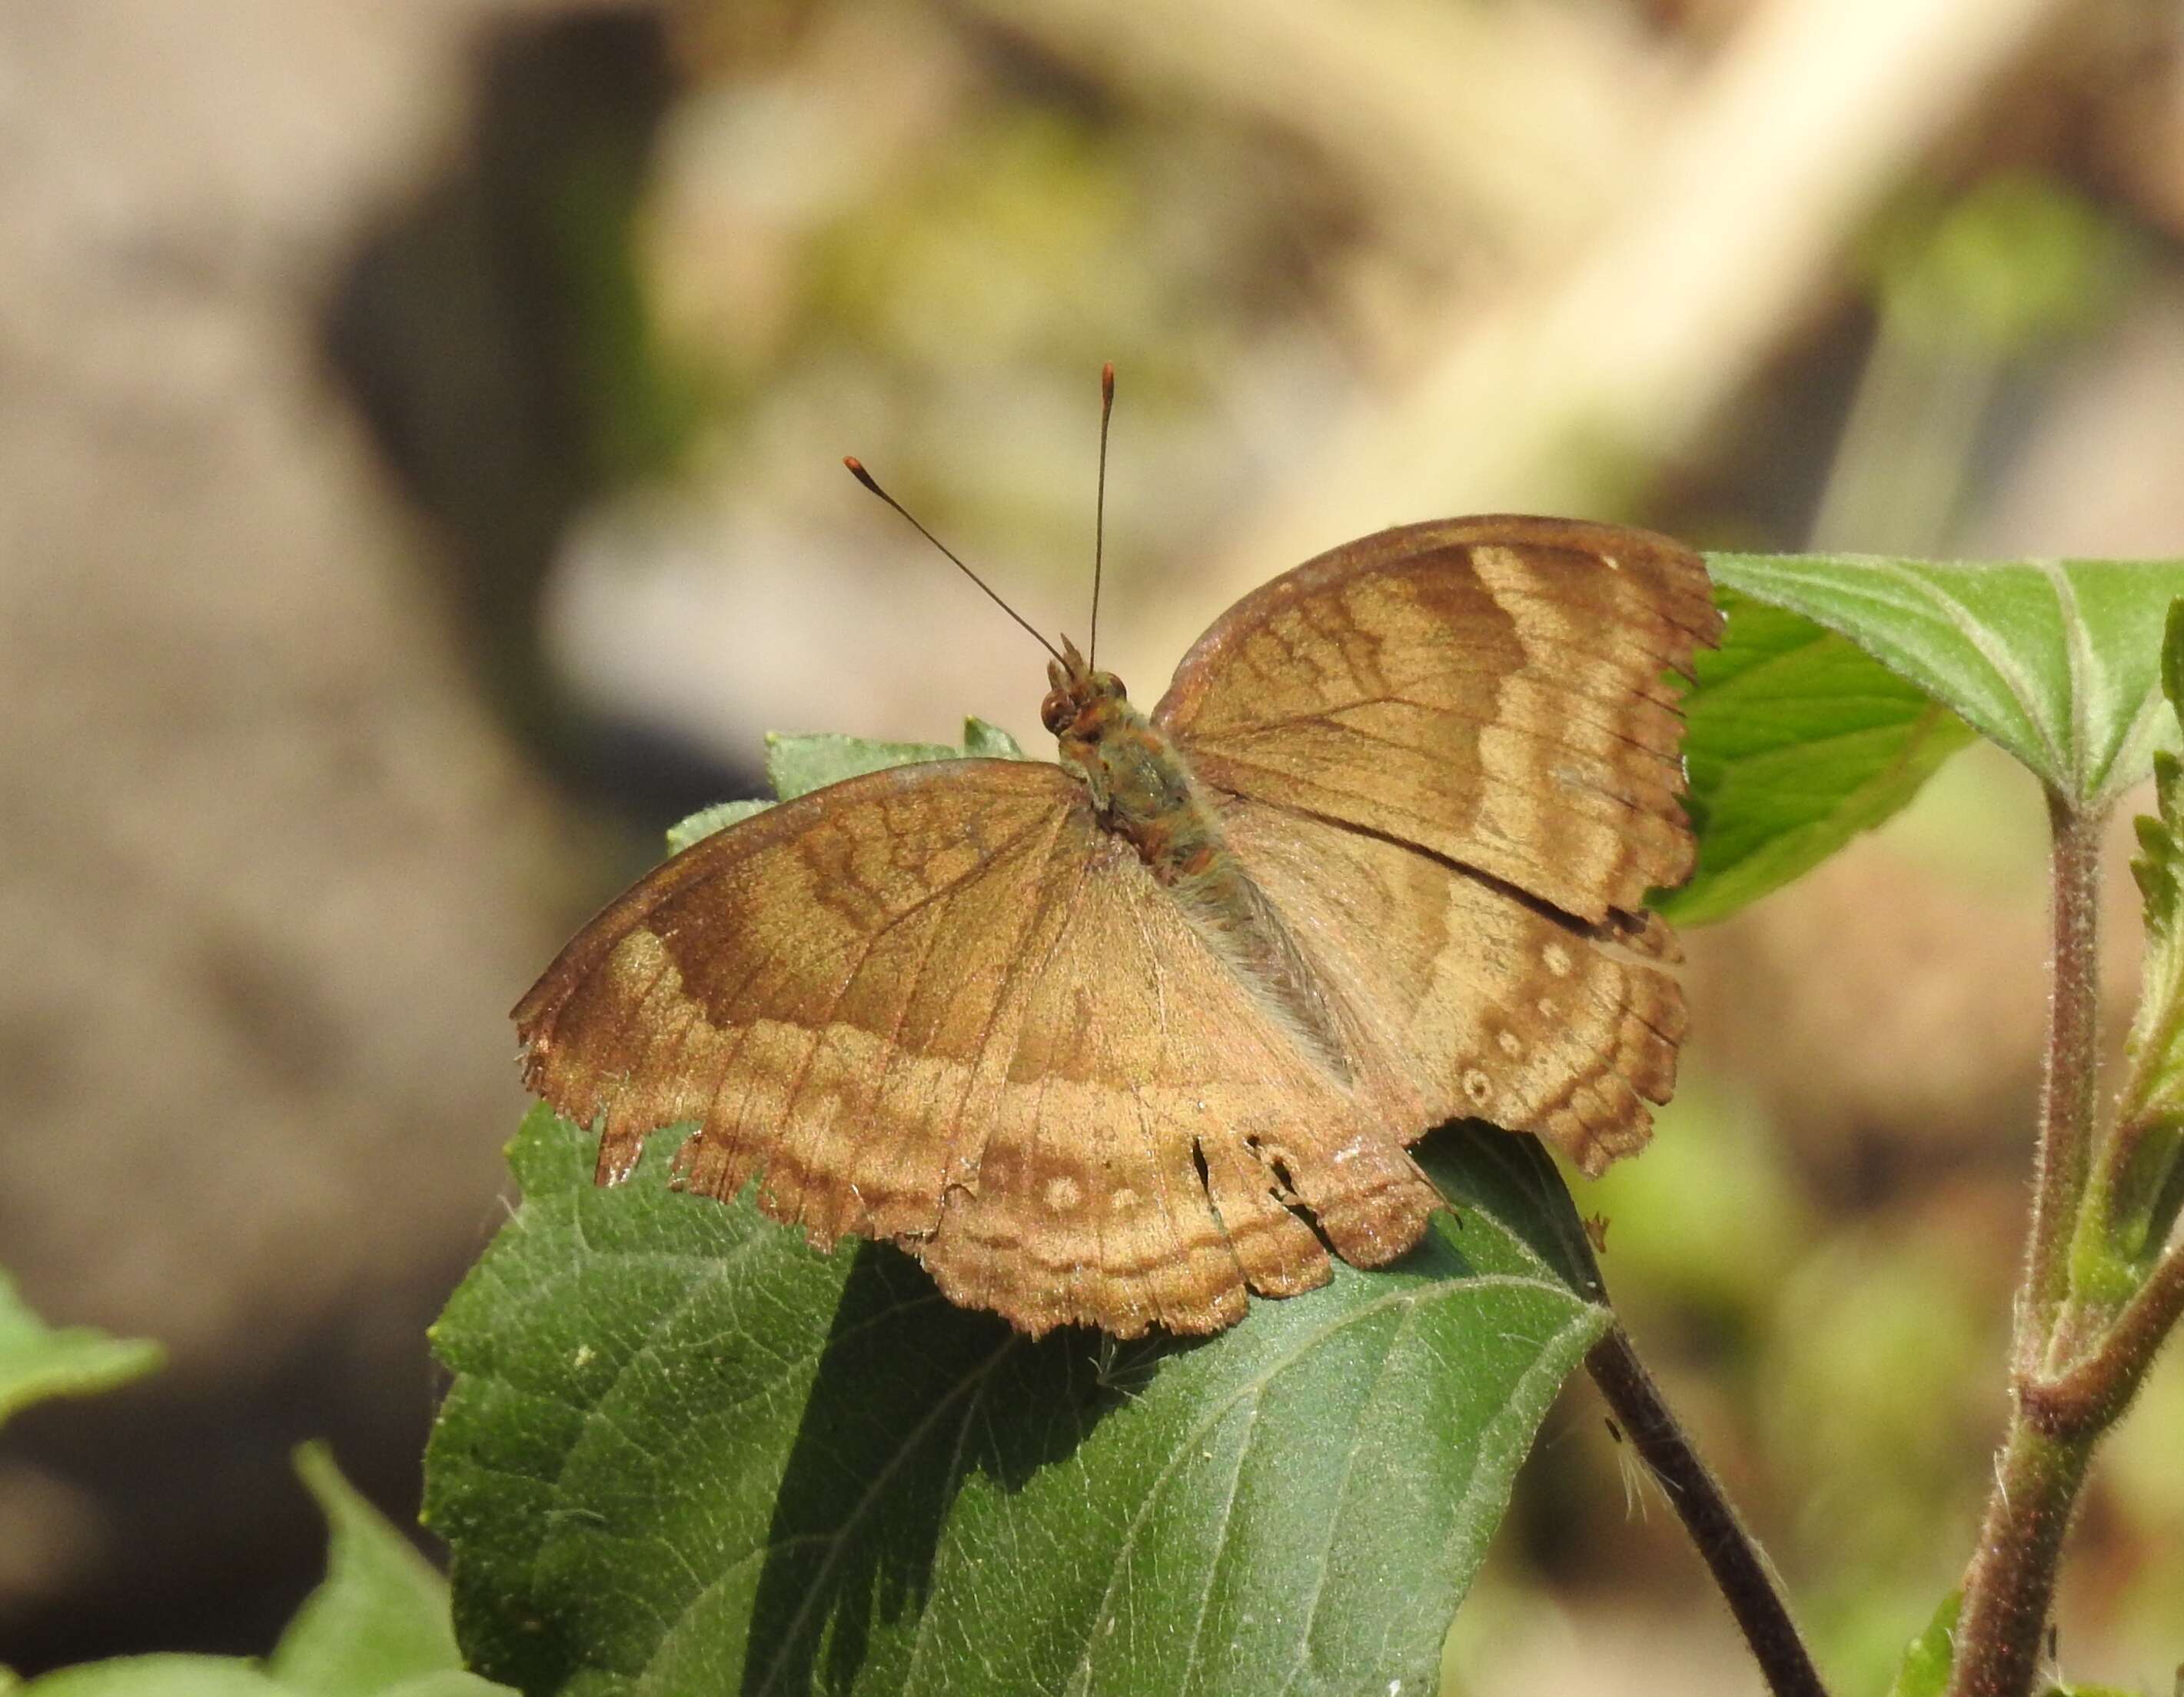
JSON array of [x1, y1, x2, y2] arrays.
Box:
[[1153, 517, 1720, 923]]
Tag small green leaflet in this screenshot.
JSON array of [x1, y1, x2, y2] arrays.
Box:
[[1884, 1592, 1959, 1697], [2103, 601, 2184, 1273], [663, 800, 772, 858], [268, 1444, 476, 1697], [0, 1269, 162, 1429], [21, 1448, 504, 1697], [664, 719, 1027, 853]]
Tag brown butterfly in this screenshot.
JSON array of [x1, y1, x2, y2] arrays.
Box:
[[514, 377, 1720, 1339]]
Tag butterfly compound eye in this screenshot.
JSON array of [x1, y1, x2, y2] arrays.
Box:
[[1040, 689, 1073, 735]]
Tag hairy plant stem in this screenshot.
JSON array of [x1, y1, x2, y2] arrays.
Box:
[[1949, 794, 2107, 1697], [2021, 793, 2106, 1351], [1584, 1326, 1828, 1697], [2026, 1249, 2184, 1432], [1950, 1425, 2093, 1696]]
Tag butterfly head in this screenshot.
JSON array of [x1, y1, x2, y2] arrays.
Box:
[[1041, 636, 1129, 743]]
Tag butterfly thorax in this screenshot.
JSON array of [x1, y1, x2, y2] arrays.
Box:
[[1042, 641, 1220, 878], [1042, 640, 1352, 1083]]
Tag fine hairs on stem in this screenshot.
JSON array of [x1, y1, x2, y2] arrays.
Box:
[[1585, 1331, 1828, 1697], [1949, 797, 2106, 1697]]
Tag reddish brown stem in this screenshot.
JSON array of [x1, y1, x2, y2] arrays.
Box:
[[1950, 794, 2107, 1697], [2021, 793, 2106, 1355], [1585, 1326, 1829, 1697], [2024, 1248, 2184, 1436], [1949, 1424, 2093, 1696]]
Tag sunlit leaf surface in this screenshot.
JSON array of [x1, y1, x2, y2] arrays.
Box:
[[269, 1445, 472, 1697], [1706, 553, 2184, 808], [1664, 587, 1976, 924], [424, 1110, 1607, 1697]]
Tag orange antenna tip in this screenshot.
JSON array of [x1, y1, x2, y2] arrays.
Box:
[[1101, 362, 1115, 401], [840, 448, 1064, 664]]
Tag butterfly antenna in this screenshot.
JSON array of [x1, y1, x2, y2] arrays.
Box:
[[843, 457, 1065, 664], [1090, 361, 1115, 667]]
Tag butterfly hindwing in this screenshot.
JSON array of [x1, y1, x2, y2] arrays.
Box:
[[1218, 797, 1685, 1176]]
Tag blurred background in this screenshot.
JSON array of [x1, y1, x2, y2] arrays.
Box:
[[2, 0, 2181, 1690]]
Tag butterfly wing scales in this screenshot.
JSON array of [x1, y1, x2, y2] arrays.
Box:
[[1221, 797, 1684, 1176], [1154, 516, 1720, 923], [908, 822, 1428, 1336], [1154, 517, 1717, 1173], [514, 760, 1069, 1239], [514, 757, 1438, 1338]]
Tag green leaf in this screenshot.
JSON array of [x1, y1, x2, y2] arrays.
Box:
[[960, 719, 1025, 760], [15, 1447, 506, 1697], [663, 801, 771, 858], [2096, 601, 2184, 1279], [424, 1109, 1608, 1697], [0, 1269, 163, 1428], [1704, 553, 2184, 808], [2117, 744, 2184, 1213], [1885, 1592, 1959, 1697], [663, 720, 1029, 855], [18, 1659, 294, 1697], [268, 1446, 465, 1697], [764, 717, 1026, 803], [1659, 589, 1976, 924], [1876, 1591, 2139, 1697], [17, 1669, 503, 1697]]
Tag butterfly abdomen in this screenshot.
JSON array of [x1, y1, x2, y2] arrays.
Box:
[[1065, 697, 1355, 1087], [1169, 846, 1356, 1088]]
